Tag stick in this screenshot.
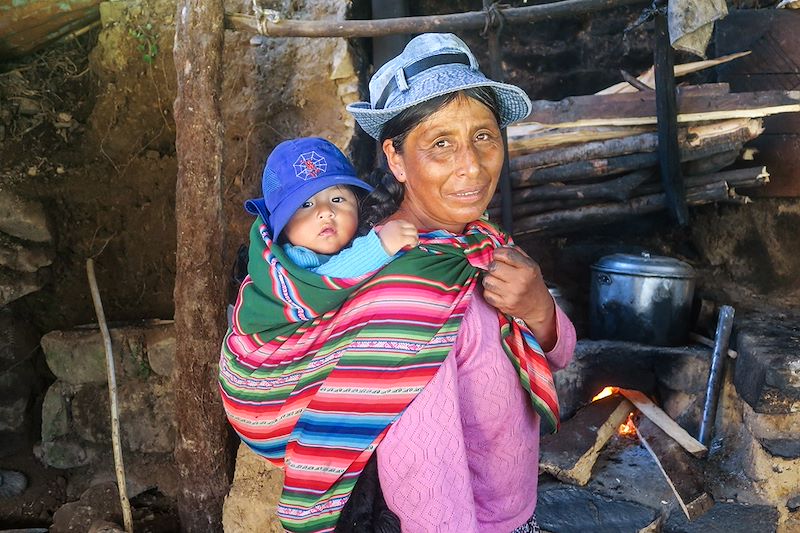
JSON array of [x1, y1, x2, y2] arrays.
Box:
[[513, 181, 730, 236], [689, 333, 738, 359], [698, 305, 736, 447], [596, 51, 752, 95], [86, 259, 134, 533], [618, 388, 707, 457], [635, 418, 714, 521], [512, 169, 653, 203], [620, 69, 654, 91], [225, 0, 649, 38], [636, 166, 770, 195], [509, 132, 659, 171]]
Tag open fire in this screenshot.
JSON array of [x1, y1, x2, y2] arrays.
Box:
[[591, 386, 637, 438]]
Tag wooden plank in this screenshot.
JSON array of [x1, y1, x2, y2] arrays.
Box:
[[527, 90, 800, 129], [635, 418, 714, 521], [618, 389, 707, 457], [539, 395, 634, 486]]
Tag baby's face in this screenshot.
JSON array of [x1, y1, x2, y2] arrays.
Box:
[[284, 185, 359, 254]]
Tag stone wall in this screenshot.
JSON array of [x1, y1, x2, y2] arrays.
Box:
[[37, 321, 176, 472]]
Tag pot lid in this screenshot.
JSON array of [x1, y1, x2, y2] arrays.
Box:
[[591, 252, 696, 278]]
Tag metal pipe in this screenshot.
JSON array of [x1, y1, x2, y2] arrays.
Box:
[[698, 305, 735, 447]]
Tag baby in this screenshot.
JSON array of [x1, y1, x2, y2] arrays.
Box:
[[244, 136, 417, 276]]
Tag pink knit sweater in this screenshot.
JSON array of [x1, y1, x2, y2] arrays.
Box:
[[377, 289, 576, 532]]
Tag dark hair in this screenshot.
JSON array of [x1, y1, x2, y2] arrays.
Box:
[[358, 86, 501, 233]]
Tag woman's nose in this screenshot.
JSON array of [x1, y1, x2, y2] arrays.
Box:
[[457, 143, 481, 178]]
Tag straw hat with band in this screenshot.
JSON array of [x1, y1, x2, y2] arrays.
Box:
[[347, 33, 533, 140]]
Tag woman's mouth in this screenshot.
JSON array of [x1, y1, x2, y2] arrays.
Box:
[[451, 187, 485, 201]]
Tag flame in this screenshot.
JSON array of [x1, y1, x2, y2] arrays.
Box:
[[619, 413, 637, 438], [591, 386, 619, 402]]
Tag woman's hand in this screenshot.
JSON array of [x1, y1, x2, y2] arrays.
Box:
[[482, 246, 558, 351]]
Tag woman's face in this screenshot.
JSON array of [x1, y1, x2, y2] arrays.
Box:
[[384, 95, 504, 233]]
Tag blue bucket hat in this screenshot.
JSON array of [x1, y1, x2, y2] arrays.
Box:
[[347, 33, 533, 140], [244, 137, 373, 239]]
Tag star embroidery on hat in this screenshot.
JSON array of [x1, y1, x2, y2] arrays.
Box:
[[293, 151, 327, 180]]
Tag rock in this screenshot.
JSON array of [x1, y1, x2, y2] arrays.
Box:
[[69, 377, 175, 453], [0, 469, 27, 498], [143, 321, 175, 377], [536, 485, 660, 532], [37, 437, 95, 469], [733, 310, 800, 415], [50, 482, 123, 533], [0, 307, 39, 436], [0, 369, 32, 432], [0, 189, 52, 242], [787, 495, 800, 512], [41, 328, 109, 384], [0, 232, 53, 273], [41, 322, 175, 384], [222, 443, 285, 533], [758, 438, 800, 459], [663, 502, 779, 532], [88, 519, 125, 533], [0, 267, 45, 307], [41, 381, 72, 442]]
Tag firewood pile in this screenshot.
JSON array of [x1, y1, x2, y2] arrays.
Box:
[[492, 54, 800, 236]]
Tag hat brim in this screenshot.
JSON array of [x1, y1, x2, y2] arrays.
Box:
[[245, 176, 373, 240], [347, 66, 532, 140]]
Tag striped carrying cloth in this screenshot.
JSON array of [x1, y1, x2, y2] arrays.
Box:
[[218, 217, 559, 533]]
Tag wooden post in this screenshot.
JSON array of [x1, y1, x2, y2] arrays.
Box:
[[483, 0, 514, 233], [226, 0, 650, 38], [653, 6, 689, 225], [173, 1, 232, 531]]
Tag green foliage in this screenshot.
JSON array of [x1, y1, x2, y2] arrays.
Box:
[[129, 22, 158, 65]]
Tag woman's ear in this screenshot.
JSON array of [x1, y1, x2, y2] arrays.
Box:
[[382, 139, 406, 183]]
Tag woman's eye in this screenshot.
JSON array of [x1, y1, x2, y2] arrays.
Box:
[[434, 139, 451, 148], [476, 131, 495, 142]]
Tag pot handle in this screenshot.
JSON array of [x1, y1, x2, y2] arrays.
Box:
[[597, 273, 612, 285]]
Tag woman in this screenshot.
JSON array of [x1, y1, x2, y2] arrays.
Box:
[[219, 33, 575, 533], [345, 33, 576, 533]]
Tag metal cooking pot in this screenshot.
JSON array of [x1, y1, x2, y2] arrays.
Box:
[[589, 252, 696, 346]]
